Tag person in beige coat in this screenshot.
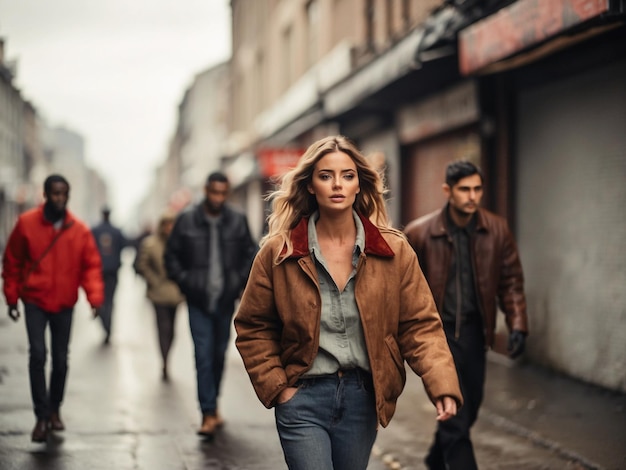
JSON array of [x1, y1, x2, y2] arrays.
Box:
[[135, 211, 184, 380], [234, 135, 462, 470]]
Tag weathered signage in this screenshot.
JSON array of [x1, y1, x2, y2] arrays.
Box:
[[459, 0, 610, 75]]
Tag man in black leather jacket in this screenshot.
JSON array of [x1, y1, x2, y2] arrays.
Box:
[[164, 171, 257, 437]]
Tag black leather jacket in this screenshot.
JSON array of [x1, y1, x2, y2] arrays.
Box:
[[164, 202, 257, 313]]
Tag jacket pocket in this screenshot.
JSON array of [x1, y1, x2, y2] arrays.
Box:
[[383, 335, 406, 402], [21, 271, 52, 296]]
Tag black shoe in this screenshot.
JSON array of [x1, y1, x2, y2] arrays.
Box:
[[425, 451, 445, 470], [49, 411, 65, 431], [31, 420, 49, 443]]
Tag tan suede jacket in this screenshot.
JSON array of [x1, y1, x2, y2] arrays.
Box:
[[235, 214, 462, 427], [135, 234, 184, 307], [404, 206, 528, 347]]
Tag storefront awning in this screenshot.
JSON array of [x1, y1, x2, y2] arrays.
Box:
[[324, 28, 425, 118], [459, 0, 612, 75]]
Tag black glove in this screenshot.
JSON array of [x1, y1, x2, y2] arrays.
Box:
[[8, 305, 20, 322], [507, 330, 526, 359]]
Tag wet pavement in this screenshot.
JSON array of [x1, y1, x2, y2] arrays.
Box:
[[374, 353, 626, 470], [1, 254, 624, 469]]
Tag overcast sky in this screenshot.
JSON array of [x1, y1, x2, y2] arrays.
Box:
[[0, 0, 231, 226]]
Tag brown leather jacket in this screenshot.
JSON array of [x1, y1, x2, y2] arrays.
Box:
[[404, 206, 528, 348], [234, 214, 462, 428]]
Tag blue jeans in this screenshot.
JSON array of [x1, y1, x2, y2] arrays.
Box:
[[275, 369, 378, 470], [188, 304, 233, 416], [24, 303, 73, 420]]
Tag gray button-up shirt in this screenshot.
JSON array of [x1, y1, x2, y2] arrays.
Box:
[[303, 211, 371, 376]]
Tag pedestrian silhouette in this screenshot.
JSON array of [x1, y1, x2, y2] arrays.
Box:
[[91, 205, 129, 344], [164, 172, 257, 437], [404, 160, 529, 470], [135, 210, 184, 381], [2, 174, 104, 443]]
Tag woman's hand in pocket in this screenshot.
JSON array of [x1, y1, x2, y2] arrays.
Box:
[[277, 386, 299, 405]]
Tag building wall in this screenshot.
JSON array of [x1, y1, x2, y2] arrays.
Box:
[[402, 126, 481, 224], [0, 39, 24, 249], [229, 0, 444, 147], [137, 63, 230, 232], [359, 129, 401, 226], [515, 58, 626, 392], [179, 62, 230, 194]]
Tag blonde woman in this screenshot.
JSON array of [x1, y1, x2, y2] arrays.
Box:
[[234, 136, 462, 470], [135, 211, 184, 381]]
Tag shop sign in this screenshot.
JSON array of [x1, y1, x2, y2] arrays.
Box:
[[257, 148, 305, 178], [397, 81, 478, 144], [459, 0, 610, 75]]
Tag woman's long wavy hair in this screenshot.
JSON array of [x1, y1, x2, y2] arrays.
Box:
[[262, 135, 391, 261]]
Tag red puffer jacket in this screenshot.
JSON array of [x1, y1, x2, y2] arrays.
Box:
[[2, 206, 104, 312]]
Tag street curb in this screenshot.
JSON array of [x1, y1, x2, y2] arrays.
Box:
[[370, 408, 606, 470], [480, 408, 606, 470]]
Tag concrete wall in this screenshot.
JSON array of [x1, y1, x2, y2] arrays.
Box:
[[515, 59, 626, 392]]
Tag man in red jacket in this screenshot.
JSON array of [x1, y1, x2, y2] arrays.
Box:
[[2, 174, 104, 443]]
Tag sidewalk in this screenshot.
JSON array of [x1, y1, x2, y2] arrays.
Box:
[[374, 352, 626, 470], [374, 351, 625, 470], [480, 352, 626, 470]]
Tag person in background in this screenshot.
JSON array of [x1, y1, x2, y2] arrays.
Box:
[[164, 172, 257, 437], [404, 160, 529, 470], [2, 174, 104, 443], [91, 205, 128, 344], [131, 222, 153, 275], [135, 210, 184, 381], [234, 135, 462, 470]]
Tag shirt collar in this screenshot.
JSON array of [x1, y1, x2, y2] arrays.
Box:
[[308, 210, 365, 256], [445, 206, 476, 235]]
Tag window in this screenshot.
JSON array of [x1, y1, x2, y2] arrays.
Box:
[[283, 26, 294, 90], [307, 0, 320, 67], [365, 0, 375, 51]]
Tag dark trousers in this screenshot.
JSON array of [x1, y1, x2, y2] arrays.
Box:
[[153, 304, 177, 365], [426, 320, 486, 470], [188, 304, 232, 415], [24, 302, 74, 420], [100, 272, 118, 339]]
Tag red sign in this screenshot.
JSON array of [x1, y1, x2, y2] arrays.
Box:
[[459, 0, 610, 75], [257, 148, 305, 178]]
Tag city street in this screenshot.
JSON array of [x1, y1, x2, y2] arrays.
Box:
[[1, 253, 624, 469]]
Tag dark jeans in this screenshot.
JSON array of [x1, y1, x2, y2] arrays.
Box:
[[275, 369, 378, 470], [100, 272, 118, 339], [188, 304, 233, 415], [154, 304, 177, 365], [426, 320, 486, 470], [24, 302, 74, 420]]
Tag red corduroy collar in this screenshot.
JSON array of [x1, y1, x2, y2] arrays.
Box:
[[286, 212, 394, 259]]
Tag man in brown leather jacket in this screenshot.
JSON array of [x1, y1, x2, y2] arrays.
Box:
[[404, 160, 529, 470]]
